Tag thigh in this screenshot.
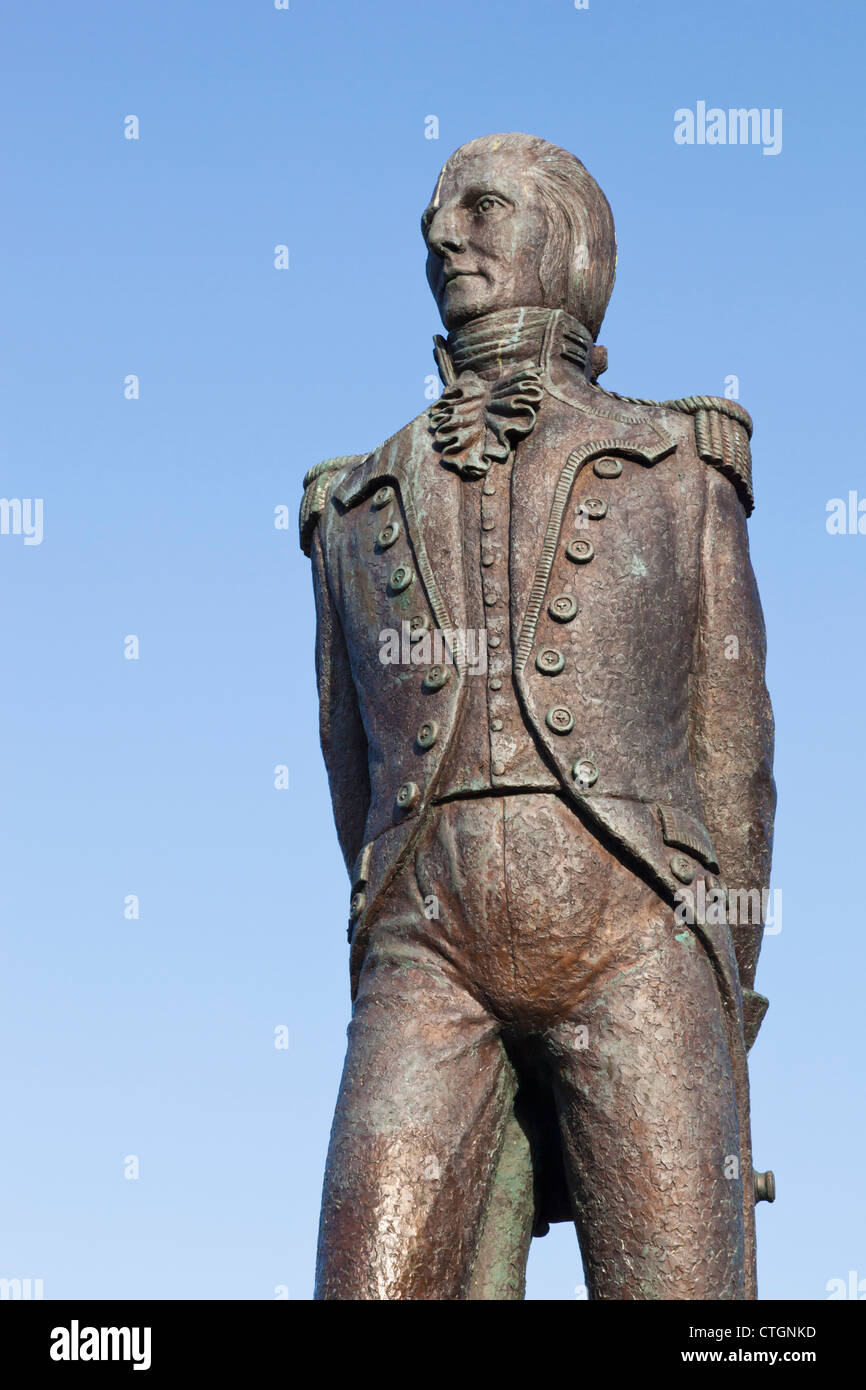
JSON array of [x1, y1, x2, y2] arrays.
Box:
[[315, 932, 516, 1300], [547, 909, 745, 1300]]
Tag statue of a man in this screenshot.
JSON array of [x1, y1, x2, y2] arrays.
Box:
[[300, 133, 776, 1300]]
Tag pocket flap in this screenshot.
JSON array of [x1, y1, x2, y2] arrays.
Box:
[[657, 804, 719, 872]]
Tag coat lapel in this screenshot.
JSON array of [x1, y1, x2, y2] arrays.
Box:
[[512, 420, 678, 674], [332, 413, 469, 669]]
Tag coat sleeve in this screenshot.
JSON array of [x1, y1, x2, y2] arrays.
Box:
[[309, 525, 371, 879], [689, 466, 776, 1036]]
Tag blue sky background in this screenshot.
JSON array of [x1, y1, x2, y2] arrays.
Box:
[[1, 0, 863, 1301]]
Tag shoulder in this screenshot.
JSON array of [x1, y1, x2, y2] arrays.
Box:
[[299, 454, 369, 556], [299, 406, 435, 555], [592, 387, 755, 515]]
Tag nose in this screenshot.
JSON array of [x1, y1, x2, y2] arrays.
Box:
[[426, 204, 466, 257]]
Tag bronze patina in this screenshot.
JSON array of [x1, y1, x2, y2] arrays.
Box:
[[300, 133, 776, 1300]]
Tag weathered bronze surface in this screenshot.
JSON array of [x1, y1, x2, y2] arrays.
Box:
[[301, 133, 776, 1300]]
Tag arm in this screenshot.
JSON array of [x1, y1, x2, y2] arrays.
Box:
[[690, 468, 776, 1037], [310, 526, 371, 878]]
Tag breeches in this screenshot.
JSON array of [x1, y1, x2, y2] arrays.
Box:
[[315, 792, 746, 1300]]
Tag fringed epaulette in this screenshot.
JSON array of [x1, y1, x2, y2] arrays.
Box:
[[597, 389, 755, 515], [299, 455, 368, 555], [688, 397, 754, 516]]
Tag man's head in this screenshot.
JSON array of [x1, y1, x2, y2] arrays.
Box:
[[422, 133, 616, 339]]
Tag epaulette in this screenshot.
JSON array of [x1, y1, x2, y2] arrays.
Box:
[[596, 390, 755, 515], [299, 454, 368, 555]]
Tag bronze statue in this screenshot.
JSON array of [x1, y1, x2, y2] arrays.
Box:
[[300, 133, 776, 1300]]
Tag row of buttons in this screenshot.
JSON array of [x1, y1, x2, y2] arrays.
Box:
[[395, 701, 441, 810], [535, 489, 608, 679], [478, 471, 512, 779], [370, 486, 451, 815], [530, 459, 622, 796], [374, 487, 417, 594], [559, 464, 619, 574]]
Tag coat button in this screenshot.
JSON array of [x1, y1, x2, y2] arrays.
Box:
[[669, 853, 695, 884], [566, 538, 595, 563], [396, 781, 420, 812], [409, 613, 430, 633], [546, 705, 575, 735], [536, 647, 565, 675], [491, 718, 503, 731], [580, 497, 608, 519], [377, 520, 400, 549], [372, 485, 394, 509], [593, 456, 623, 479], [349, 890, 366, 921], [423, 664, 451, 691], [549, 593, 578, 622], [572, 758, 599, 787], [416, 720, 439, 749], [389, 564, 414, 592], [482, 481, 496, 495], [754, 1170, 776, 1204]]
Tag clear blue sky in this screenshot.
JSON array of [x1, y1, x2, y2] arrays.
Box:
[[1, 0, 863, 1301]]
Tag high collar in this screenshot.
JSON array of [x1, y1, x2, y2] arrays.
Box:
[[433, 307, 597, 386]]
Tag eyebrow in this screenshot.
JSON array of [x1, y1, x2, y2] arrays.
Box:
[[421, 184, 514, 237], [460, 183, 512, 204]]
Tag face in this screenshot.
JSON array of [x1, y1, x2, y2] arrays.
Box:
[[422, 148, 550, 330]]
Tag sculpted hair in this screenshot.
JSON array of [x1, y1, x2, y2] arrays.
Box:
[[444, 133, 617, 340]]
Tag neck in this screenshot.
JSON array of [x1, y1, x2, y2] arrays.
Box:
[[436, 306, 596, 385]]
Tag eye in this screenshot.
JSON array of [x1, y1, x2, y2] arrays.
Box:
[[475, 195, 503, 215]]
